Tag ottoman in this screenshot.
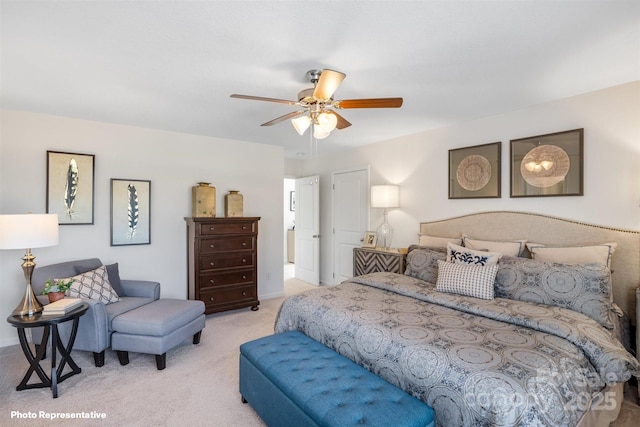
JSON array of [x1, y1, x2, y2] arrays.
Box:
[[111, 299, 205, 370]]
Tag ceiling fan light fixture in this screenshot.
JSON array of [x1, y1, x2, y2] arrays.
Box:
[[317, 111, 338, 132], [292, 115, 311, 135], [313, 125, 331, 139]]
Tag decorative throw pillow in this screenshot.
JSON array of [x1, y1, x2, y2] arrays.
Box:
[[404, 247, 446, 283], [446, 242, 502, 266], [494, 257, 613, 329], [66, 265, 120, 304], [526, 242, 617, 268], [436, 260, 497, 300], [75, 263, 124, 296], [105, 263, 124, 296], [462, 234, 526, 257], [418, 234, 462, 248]]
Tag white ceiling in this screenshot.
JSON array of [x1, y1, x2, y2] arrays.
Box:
[[2, 1, 639, 158]]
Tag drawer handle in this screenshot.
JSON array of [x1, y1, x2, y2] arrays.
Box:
[[210, 297, 215, 301], [242, 226, 247, 230], [209, 262, 215, 266], [242, 242, 247, 246], [242, 291, 246, 296], [209, 227, 215, 231], [209, 279, 214, 284], [242, 275, 247, 279], [209, 244, 215, 248], [242, 259, 246, 263]]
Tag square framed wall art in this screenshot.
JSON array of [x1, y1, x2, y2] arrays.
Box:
[[510, 128, 583, 198], [46, 151, 95, 225], [448, 142, 501, 199], [111, 178, 151, 246]]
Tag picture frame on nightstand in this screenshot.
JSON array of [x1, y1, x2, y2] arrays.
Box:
[[362, 231, 377, 248]]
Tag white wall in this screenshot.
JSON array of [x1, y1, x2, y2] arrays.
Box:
[[297, 82, 640, 285], [0, 110, 285, 346]]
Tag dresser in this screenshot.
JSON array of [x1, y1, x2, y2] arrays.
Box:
[[185, 217, 260, 314], [353, 247, 406, 276]]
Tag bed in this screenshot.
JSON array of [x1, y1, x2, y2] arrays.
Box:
[[274, 211, 640, 427]]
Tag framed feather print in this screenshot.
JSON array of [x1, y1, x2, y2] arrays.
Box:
[[47, 151, 95, 225], [110, 178, 151, 246]]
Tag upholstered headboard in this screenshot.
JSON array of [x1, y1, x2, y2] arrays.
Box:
[[420, 211, 640, 324]]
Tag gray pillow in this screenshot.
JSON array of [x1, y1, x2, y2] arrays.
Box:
[[404, 247, 446, 283], [105, 263, 124, 296], [494, 257, 613, 329]]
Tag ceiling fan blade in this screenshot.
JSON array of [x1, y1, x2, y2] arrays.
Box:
[[334, 98, 403, 109], [313, 69, 346, 100], [260, 111, 306, 126], [331, 111, 352, 129], [230, 94, 298, 106]]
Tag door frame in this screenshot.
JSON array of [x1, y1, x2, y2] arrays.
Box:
[[331, 166, 370, 285]]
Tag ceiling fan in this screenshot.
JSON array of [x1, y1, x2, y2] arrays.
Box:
[[230, 69, 403, 139]]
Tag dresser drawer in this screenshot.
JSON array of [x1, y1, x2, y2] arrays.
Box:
[[200, 269, 255, 288], [199, 252, 255, 270], [199, 236, 255, 253], [199, 221, 256, 235], [200, 285, 257, 308]]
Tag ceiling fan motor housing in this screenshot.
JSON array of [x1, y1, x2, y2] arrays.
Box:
[[297, 88, 317, 105]]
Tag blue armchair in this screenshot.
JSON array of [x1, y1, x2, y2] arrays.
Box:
[[31, 258, 160, 366]]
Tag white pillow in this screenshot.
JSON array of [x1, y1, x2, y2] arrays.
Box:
[[446, 242, 502, 266], [436, 260, 497, 300], [526, 242, 617, 268], [66, 265, 121, 304], [462, 234, 526, 257], [418, 234, 462, 248]]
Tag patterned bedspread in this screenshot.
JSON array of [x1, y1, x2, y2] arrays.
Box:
[[274, 272, 640, 426]]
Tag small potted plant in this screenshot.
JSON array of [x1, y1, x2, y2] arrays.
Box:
[[42, 278, 75, 303]]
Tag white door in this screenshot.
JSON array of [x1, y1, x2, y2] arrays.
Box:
[[332, 168, 369, 285], [295, 175, 320, 285]]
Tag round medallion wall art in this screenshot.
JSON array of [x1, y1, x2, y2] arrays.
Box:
[[519, 144, 570, 188], [456, 155, 492, 191]]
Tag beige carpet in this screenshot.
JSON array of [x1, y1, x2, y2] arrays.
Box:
[[1, 271, 639, 427]]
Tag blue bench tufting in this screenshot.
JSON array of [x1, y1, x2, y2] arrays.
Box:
[[239, 330, 435, 427]]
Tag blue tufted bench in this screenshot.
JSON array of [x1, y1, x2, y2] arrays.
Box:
[[239, 330, 435, 427]]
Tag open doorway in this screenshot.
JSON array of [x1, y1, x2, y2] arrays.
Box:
[[284, 178, 296, 278]]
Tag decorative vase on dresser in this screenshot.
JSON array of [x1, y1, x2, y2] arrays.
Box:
[[185, 217, 260, 314]]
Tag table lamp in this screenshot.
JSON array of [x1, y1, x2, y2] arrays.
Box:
[[0, 214, 59, 316], [370, 185, 400, 250]]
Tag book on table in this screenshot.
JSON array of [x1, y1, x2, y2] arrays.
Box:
[[43, 298, 83, 314]]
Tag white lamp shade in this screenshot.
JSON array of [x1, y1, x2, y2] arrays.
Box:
[[371, 185, 400, 208], [316, 111, 338, 133], [313, 125, 331, 140], [292, 115, 311, 135], [0, 214, 59, 249]]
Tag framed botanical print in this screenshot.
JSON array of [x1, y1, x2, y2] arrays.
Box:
[[449, 142, 501, 199], [111, 178, 151, 246], [46, 151, 95, 225], [510, 128, 583, 197]]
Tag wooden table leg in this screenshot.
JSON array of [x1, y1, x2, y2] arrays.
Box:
[[16, 326, 51, 392]]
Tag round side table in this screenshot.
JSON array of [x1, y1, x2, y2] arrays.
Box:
[[7, 302, 88, 398]]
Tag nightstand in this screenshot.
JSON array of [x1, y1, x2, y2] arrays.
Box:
[[353, 247, 406, 276]]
